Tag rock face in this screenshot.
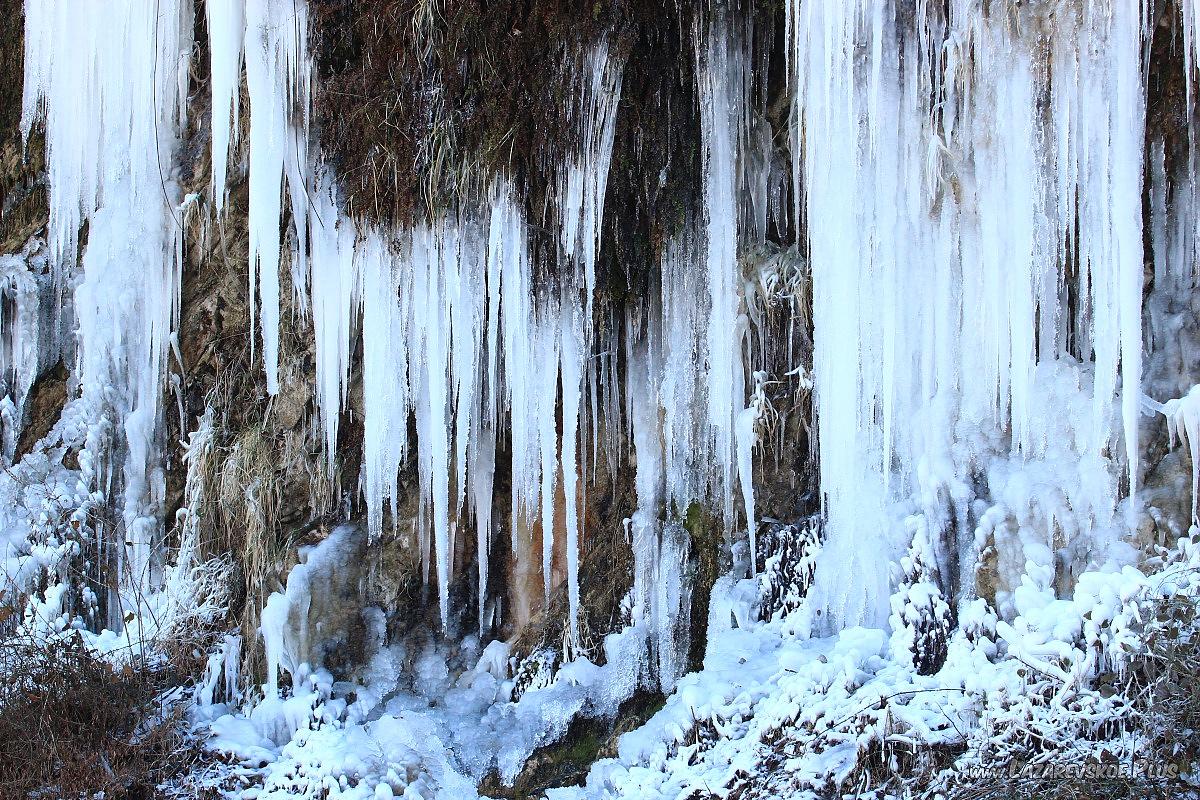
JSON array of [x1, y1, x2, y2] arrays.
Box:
[[4, 0, 1200, 796]]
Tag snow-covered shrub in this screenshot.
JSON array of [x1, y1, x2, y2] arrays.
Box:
[[754, 518, 821, 621], [511, 646, 561, 703], [888, 531, 952, 675], [0, 399, 99, 636], [563, 531, 1200, 800], [924, 534, 1200, 799]]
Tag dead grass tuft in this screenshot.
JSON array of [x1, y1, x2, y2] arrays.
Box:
[[0, 632, 198, 799]]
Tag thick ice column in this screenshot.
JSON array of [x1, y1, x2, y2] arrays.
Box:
[[788, 0, 890, 629], [487, 184, 539, 579], [22, 0, 193, 607], [696, 10, 747, 535], [788, 0, 1148, 629], [1111, 1, 1146, 518], [1045, 2, 1146, 530]]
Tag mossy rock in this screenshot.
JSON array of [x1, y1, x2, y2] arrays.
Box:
[[479, 689, 666, 799], [683, 502, 723, 673]]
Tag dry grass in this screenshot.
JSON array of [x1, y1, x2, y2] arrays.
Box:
[[0, 0, 49, 256], [307, 0, 729, 310], [310, 0, 611, 225], [0, 632, 199, 799]]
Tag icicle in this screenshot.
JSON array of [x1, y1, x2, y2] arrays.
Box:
[[243, 0, 286, 394], [548, 40, 624, 638], [484, 183, 508, 433], [471, 430, 496, 634], [735, 404, 757, 569], [628, 337, 662, 650], [501, 190, 541, 548], [242, 0, 310, 395], [536, 306, 561, 606], [447, 215, 487, 519], [628, 326, 690, 692], [559, 41, 624, 321], [1112, 1, 1147, 523], [1150, 140, 1169, 290], [207, 0, 245, 212], [307, 180, 359, 470], [360, 233, 409, 542], [411, 225, 454, 629], [559, 299, 584, 641], [653, 521, 688, 692]]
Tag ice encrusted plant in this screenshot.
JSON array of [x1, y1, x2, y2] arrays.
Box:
[[629, 527, 1200, 800], [888, 527, 953, 677], [922, 533, 1200, 799]]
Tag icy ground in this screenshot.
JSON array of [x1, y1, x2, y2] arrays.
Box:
[[183, 531, 1200, 800]]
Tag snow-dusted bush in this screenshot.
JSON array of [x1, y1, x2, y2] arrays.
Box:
[[888, 530, 952, 676], [556, 532, 1200, 800], [754, 518, 821, 621]]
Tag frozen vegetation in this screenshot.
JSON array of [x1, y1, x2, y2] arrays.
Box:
[[1, 0, 1200, 798]]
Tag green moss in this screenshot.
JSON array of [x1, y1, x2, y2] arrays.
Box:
[[480, 690, 666, 798], [683, 502, 721, 673], [560, 729, 603, 765]]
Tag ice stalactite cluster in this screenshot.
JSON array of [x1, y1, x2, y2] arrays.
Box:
[[22, 0, 193, 615], [612, 8, 775, 689], [789, 0, 1148, 629], [206, 6, 641, 645], [201, 5, 771, 697], [207, 0, 312, 396], [0, 238, 59, 464], [19, 0, 1200, 796], [17, 0, 1181, 667], [14, 0, 771, 673]]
